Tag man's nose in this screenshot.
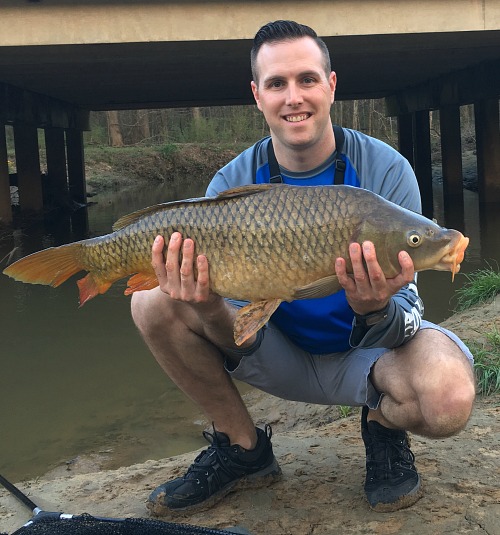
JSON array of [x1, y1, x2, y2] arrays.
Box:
[[286, 83, 303, 106]]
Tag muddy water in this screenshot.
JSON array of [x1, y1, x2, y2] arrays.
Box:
[[0, 180, 499, 482]]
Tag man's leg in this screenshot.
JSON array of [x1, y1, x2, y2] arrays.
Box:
[[362, 326, 475, 512], [370, 327, 475, 437], [131, 288, 281, 515], [131, 287, 257, 447]]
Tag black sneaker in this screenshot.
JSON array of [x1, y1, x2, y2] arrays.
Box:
[[147, 425, 282, 516], [361, 406, 423, 512]]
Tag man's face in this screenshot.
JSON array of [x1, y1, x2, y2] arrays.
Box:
[[251, 37, 336, 154]]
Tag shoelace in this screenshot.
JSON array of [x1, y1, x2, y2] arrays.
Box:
[[367, 435, 416, 479], [182, 424, 273, 482], [182, 427, 240, 482]]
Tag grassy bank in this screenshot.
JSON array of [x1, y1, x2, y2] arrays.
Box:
[[455, 268, 500, 395], [84, 143, 246, 193]]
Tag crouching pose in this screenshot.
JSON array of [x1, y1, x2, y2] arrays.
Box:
[[131, 20, 475, 514]]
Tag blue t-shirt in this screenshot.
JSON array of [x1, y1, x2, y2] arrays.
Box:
[[207, 128, 422, 354]]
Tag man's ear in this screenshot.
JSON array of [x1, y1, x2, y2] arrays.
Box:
[[329, 71, 337, 104], [251, 81, 263, 112]]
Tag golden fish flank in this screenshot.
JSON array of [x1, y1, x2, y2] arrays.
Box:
[[3, 184, 469, 345]]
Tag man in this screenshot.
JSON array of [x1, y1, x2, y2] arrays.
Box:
[[131, 20, 475, 514]]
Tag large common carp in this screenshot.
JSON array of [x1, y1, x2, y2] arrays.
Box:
[[3, 184, 468, 345]]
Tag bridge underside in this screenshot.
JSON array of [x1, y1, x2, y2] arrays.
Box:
[[0, 5, 499, 222], [0, 31, 498, 109]]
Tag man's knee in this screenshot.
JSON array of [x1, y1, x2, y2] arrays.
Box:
[[382, 329, 476, 437], [421, 358, 475, 437], [131, 288, 173, 334]]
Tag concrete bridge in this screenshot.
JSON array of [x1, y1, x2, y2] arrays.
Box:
[[0, 0, 499, 223]]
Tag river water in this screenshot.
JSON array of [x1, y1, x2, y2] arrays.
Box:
[[1, 179, 499, 482]]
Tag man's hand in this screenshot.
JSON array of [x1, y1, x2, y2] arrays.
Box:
[[152, 232, 217, 305], [151, 232, 249, 348], [335, 241, 415, 316]]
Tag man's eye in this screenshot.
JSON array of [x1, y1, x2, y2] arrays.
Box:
[[303, 77, 315, 84], [270, 80, 283, 88]]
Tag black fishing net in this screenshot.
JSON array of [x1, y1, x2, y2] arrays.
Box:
[[0, 474, 251, 535], [4, 513, 249, 535]]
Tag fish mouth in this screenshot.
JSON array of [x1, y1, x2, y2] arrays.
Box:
[[434, 232, 469, 281], [284, 113, 311, 123]]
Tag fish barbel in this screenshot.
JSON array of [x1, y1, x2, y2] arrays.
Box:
[[3, 184, 469, 345]]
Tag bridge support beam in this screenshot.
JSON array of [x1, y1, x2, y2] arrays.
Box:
[[0, 126, 11, 224], [388, 59, 499, 205], [397, 113, 414, 168], [413, 110, 433, 217], [13, 125, 43, 212], [45, 127, 69, 208], [66, 129, 87, 206], [439, 106, 464, 198], [0, 82, 89, 221], [474, 98, 500, 203]]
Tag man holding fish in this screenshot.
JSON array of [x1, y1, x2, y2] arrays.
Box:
[[133, 20, 476, 514]]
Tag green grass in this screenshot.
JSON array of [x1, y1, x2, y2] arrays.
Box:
[[467, 327, 500, 395], [455, 267, 500, 311], [454, 267, 500, 395], [338, 405, 353, 418]]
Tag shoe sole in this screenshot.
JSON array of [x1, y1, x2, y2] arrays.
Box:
[[368, 478, 424, 513], [147, 458, 282, 517]]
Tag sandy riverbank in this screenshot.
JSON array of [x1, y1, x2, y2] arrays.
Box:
[[1, 297, 499, 535]]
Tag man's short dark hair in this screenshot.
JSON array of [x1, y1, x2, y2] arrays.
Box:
[[251, 20, 332, 83]]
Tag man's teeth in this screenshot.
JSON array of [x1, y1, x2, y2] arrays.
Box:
[[286, 114, 309, 122]]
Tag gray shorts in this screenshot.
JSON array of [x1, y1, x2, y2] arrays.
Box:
[[224, 320, 474, 409]]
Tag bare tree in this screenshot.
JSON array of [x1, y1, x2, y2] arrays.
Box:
[[106, 110, 124, 147], [138, 110, 151, 142]]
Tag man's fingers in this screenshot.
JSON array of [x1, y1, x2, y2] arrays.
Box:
[[194, 255, 210, 301], [398, 250, 415, 278], [350, 242, 369, 285], [178, 238, 196, 298], [166, 232, 182, 272], [362, 241, 385, 287], [151, 235, 167, 279], [153, 232, 212, 303], [335, 256, 352, 288], [386, 250, 415, 292]]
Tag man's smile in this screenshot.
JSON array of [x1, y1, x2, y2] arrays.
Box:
[[284, 113, 311, 123]]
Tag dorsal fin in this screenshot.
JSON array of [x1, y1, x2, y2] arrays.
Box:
[[215, 184, 278, 198], [112, 197, 206, 231], [112, 184, 280, 231]]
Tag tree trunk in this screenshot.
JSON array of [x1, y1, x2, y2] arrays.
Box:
[[352, 100, 360, 131], [367, 99, 373, 136], [192, 107, 202, 122], [160, 109, 170, 142], [138, 110, 151, 142], [107, 110, 124, 147]]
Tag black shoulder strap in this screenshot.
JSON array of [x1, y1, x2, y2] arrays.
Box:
[[267, 139, 283, 183], [332, 124, 346, 185], [266, 125, 346, 185]]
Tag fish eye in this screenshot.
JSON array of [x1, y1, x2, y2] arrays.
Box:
[[407, 232, 422, 247]]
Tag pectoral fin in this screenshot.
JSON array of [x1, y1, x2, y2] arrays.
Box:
[[234, 298, 282, 346], [293, 274, 341, 300]]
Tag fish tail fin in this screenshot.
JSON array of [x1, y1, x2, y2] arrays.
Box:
[[4, 244, 116, 306], [3, 243, 84, 288]]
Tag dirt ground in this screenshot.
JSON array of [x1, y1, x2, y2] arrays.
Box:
[[1, 296, 499, 535]]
